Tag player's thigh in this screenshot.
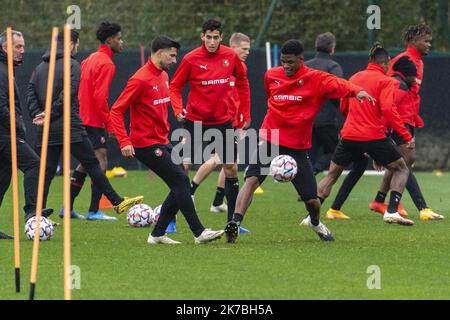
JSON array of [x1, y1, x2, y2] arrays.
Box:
[[135, 145, 188, 189], [244, 140, 273, 185], [366, 139, 402, 167], [85, 126, 107, 151], [331, 139, 357, 168], [288, 149, 317, 201], [71, 137, 101, 169]]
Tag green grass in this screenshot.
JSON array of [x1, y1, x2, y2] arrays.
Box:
[[1, 171, 449, 300]]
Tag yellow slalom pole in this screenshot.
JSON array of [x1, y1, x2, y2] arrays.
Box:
[[28, 27, 58, 300], [6, 27, 21, 294], [63, 24, 72, 301]]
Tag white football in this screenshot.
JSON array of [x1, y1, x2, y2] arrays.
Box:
[[24, 216, 54, 241], [150, 205, 162, 225], [270, 155, 298, 182], [127, 204, 153, 227]]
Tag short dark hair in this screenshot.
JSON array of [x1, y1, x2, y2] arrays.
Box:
[[151, 35, 180, 53], [57, 30, 79, 44], [315, 32, 336, 54], [369, 42, 389, 63], [392, 56, 417, 78], [202, 19, 222, 34], [96, 21, 121, 43], [281, 39, 304, 56]]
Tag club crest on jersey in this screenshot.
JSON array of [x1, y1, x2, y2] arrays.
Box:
[[297, 79, 303, 86], [223, 59, 229, 67], [154, 148, 163, 157]]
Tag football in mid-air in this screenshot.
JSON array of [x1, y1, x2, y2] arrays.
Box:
[[127, 204, 153, 227], [24, 216, 54, 241], [270, 155, 298, 182]]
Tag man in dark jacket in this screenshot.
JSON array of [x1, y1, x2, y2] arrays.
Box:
[[27, 30, 143, 219], [0, 30, 53, 239], [305, 32, 343, 178]]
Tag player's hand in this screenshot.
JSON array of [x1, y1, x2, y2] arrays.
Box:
[[373, 161, 384, 172], [357, 91, 376, 105], [242, 121, 251, 130], [32, 112, 45, 126], [176, 109, 187, 122], [121, 145, 135, 158], [405, 138, 415, 149]]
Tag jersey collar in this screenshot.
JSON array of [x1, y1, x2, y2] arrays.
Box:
[[406, 44, 423, 60], [98, 44, 114, 59]]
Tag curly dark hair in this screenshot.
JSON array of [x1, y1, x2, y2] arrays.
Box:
[[401, 23, 432, 44], [96, 21, 121, 43]]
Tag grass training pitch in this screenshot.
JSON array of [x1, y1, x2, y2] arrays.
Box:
[[0, 171, 449, 300]]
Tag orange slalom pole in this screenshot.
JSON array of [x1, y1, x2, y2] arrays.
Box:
[[28, 27, 58, 300], [6, 27, 21, 294], [63, 24, 72, 301]]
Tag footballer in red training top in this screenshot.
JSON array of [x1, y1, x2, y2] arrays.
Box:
[[70, 22, 124, 221], [169, 19, 251, 226], [110, 35, 224, 245], [224, 39, 375, 244]]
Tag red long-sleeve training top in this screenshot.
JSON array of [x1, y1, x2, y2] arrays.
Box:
[[387, 45, 424, 128], [78, 44, 116, 132], [228, 63, 250, 128], [169, 44, 250, 125], [340, 63, 412, 142], [260, 64, 362, 150], [110, 59, 170, 149]]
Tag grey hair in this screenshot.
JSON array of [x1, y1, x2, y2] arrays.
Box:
[[0, 30, 24, 46], [315, 32, 336, 54]]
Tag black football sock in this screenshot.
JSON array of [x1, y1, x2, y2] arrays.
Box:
[[387, 191, 402, 214], [190, 181, 199, 195], [212, 187, 225, 206], [88, 181, 103, 213], [225, 177, 239, 222], [406, 171, 428, 211], [70, 171, 87, 210], [232, 213, 244, 226], [318, 197, 325, 204], [375, 191, 387, 203]]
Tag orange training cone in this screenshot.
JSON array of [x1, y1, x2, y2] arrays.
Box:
[[99, 194, 113, 209]]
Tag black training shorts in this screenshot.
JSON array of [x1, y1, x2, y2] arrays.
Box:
[[85, 126, 107, 150], [332, 138, 402, 167]]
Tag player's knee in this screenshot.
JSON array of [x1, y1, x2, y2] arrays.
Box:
[[388, 158, 408, 173], [223, 163, 237, 177], [183, 163, 192, 173], [405, 153, 416, 166], [244, 176, 260, 190]]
